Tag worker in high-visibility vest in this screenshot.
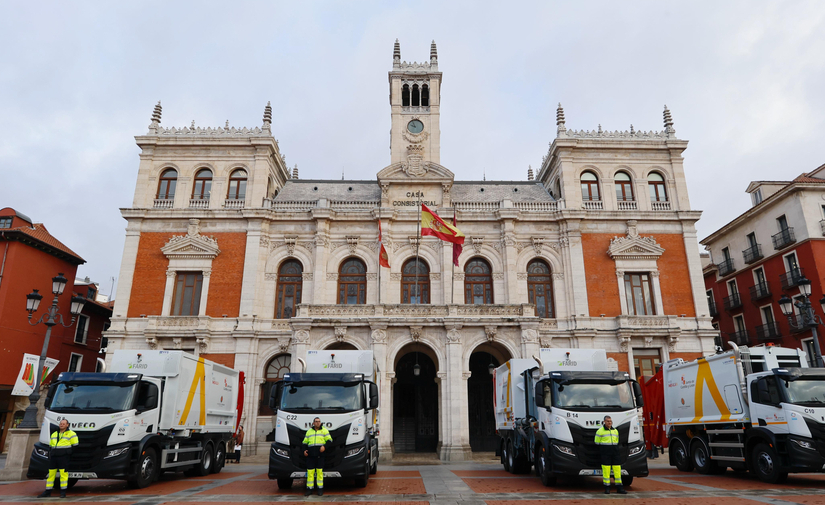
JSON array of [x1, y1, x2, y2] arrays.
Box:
[[302, 417, 332, 496], [39, 419, 79, 498], [594, 416, 627, 494]]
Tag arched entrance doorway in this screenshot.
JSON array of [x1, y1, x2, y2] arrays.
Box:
[[324, 342, 358, 350], [468, 344, 510, 452], [393, 346, 438, 453]]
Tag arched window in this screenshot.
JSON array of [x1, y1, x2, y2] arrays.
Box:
[[338, 258, 366, 304], [157, 169, 177, 200], [402, 84, 410, 107], [227, 169, 247, 200], [401, 258, 430, 304], [259, 354, 291, 415], [192, 169, 213, 200], [464, 258, 493, 305], [527, 259, 554, 318], [412, 84, 420, 106], [648, 172, 668, 202], [614, 171, 634, 201], [276, 260, 303, 318], [581, 171, 600, 201], [421, 85, 430, 106]]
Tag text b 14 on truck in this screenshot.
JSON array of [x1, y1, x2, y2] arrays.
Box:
[[28, 350, 243, 489], [664, 343, 825, 483]]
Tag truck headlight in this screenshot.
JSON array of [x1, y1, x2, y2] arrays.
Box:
[[273, 447, 289, 458], [104, 447, 129, 459], [628, 445, 644, 456], [345, 447, 364, 458], [34, 447, 49, 458], [792, 439, 816, 450], [552, 443, 575, 456]]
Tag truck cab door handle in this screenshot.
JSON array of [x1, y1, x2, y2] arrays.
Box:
[[758, 419, 767, 427]]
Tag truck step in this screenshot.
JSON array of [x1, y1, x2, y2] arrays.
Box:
[[706, 429, 745, 434], [710, 456, 746, 462], [709, 442, 744, 448]]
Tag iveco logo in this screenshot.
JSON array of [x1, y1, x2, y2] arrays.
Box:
[[586, 420, 602, 426], [305, 422, 333, 428], [55, 417, 95, 429]]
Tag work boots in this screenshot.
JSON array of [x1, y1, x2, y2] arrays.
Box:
[[616, 485, 628, 495], [60, 490, 67, 498], [604, 486, 610, 494], [304, 487, 313, 496], [317, 488, 324, 496], [38, 490, 52, 498]]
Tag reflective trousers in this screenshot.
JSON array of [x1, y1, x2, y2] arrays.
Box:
[[601, 465, 622, 486], [306, 454, 324, 489], [46, 469, 68, 490]]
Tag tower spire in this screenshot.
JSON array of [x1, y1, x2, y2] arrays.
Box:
[[263, 101, 272, 130], [148, 101, 162, 133], [393, 39, 401, 68], [556, 103, 566, 137], [663, 105, 675, 137], [292, 164, 299, 179], [430, 40, 438, 64], [527, 165, 534, 181]]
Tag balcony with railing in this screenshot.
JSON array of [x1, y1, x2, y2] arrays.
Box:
[[779, 268, 805, 290], [708, 299, 719, 318], [651, 200, 671, 211], [742, 244, 763, 264], [153, 198, 174, 209], [223, 198, 245, 209], [820, 219, 825, 236], [189, 198, 210, 209], [717, 258, 736, 277], [262, 199, 317, 211], [772, 227, 796, 250], [728, 329, 750, 346], [789, 314, 809, 334], [749, 282, 772, 301], [582, 200, 603, 210], [617, 200, 637, 211], [723, 292, 743, 311], [755, 322, 782, 342]]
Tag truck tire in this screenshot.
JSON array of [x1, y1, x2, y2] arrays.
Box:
[[502, 441, 512, 472], [66, 478, 78, 489], [186, 442, 214, 477], [129, 448, 158, 489], [670, 437, 694, 472], [506, 441, 517, 474], [621, 475, 633, 487], [536, 445, 556, 486], [691, 439, 718, 475], [212, 442, 226, 474], [752, 443, 788, 484], [354, 460, 370, 488], [277, 478, 293, 489]]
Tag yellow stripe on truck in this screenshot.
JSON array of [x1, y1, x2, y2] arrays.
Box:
[[690, 358, 731, 423], [179, 357, 207, 426]]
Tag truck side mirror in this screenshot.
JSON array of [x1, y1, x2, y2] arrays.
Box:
[[632, 381, 644, 407], [534, 383, 545, 408], [369, 382, 379, 409], [756, 379, 772, 404], [144, 390, 159, 410], [45, 384, 57, 409], [270, 382, 283, 409]]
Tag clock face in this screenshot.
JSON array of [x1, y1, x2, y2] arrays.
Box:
[[407, 120, 424, 134]]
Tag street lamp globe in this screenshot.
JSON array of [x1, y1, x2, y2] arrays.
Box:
[[70, 296, 87, 316], [778, 295, 794, 317], [26, 289, 43, 313], [798, 277, 812, 297], [52, 273, 68, 295]]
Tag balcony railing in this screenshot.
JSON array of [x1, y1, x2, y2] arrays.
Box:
[[728, 330, 750, 346], [772, 227, 796, 250], [617, 200, 637, 211], [708, 299, 719, 318], [514, 201, 562, 212], [582, 200, 603, 210], [789, 314, 809, 334], [742, 244, 763, 264], [651, 201, 671, 211], [749, 282, 772, 301], [153, 198, 174, 209], [330, 200, 380, 211], [455, 201, 500, 212], [189, 198, 210, 209], [755, 322, 782, 341], [263, 199, 317, 211], [717, 258, 735, 276], [223, 198, 245, 209], [779, 268, 805, 290], [723, 292, 743, 311], [820, 219, 825, 236]]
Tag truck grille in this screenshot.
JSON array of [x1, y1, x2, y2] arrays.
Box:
[[49, 424, 115, 470], [567, 422, 630, 467], [804, 418, 825, 458], [285, 423, 352, 470]]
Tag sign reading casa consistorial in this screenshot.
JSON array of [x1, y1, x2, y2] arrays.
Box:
[[106, 39, 715, 462]]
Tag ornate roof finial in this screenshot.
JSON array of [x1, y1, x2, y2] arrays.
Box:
[[263, 101, 272, 128], [663, 105, 675, 137], [483, 168, 486, 181], [430, 40, 438, 64], [630, 124, 635, 135], [527, 165, 534, 181], [556, 103, 566, 137], [151, 101, 162, 125], [598, 124, 602, 134], [393, 39, 401, 68], [292, 164, 299, 180]]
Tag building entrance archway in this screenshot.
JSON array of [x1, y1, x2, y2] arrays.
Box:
[[393, 346, 438, 453], [324, 342, 358, 350], [468, 344, 510, 452]]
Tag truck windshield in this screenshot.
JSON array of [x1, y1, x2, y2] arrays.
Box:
[[50, 383, 137, 413], [783, 378, 825, 405], [280, 383, 363, 412], [551, 381, 635, 411]]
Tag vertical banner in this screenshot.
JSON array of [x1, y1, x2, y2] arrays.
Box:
[[12, 354, 59, 396]]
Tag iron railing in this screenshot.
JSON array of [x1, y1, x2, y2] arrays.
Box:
[[729, 330, 750, 346], [749, 282, 772, 301], [723, 292, 743, 311], [772, 227, 796, 250], [779, 268, 805, 290], [755, 322, 782, 341], [717, 258, 736, 276], [742, 244, 763, 264]]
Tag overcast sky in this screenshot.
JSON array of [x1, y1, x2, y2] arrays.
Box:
[[1, 1, 824, 299]]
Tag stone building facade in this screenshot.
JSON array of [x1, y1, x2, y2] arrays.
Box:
[[106, 41, 716, 461]]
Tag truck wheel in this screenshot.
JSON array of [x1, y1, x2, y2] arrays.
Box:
[[691, 439, 717, 475], [186, 442, 214, 477], [129, 448, 158, 489], [670, 437, 694, 472], [752, 443, 787, 484], [506, 441, 516, 474], [212, 442, 226, 474], [66, 478, 78, 489], [370, 454, 378, 475], [277, 478, 293, 489], [621, 475, 633, 487], [354, 460, 370, 488], [502, 441, 511, 472], [536, 445, 556, 486]]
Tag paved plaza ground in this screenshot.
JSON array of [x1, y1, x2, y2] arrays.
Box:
[[2, 455, 825, 505]]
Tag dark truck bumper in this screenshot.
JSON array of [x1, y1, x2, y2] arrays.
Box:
[[268, 441, 369, 480], [784, 436, 825, 473], [27, 442, 133, 480], [548, 440, 649, 478]]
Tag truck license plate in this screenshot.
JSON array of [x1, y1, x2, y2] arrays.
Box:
[[578, 470, 629, 476], [67, 473, 96, 479]]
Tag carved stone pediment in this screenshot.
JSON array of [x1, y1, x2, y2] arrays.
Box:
[[162, 219, 220, 259], [376, 161, 455, 183], [607, 221, 664, 260]]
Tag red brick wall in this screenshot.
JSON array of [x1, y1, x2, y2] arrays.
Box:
[[608, 352, 630, 373], [669, 352, 704, 363], [582, 233, 696, 317], [128, 232, 246, 318], [201, 353, 236, 368]]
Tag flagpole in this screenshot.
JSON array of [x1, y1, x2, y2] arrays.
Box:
[[451, 208, 456, 305], [415, 193, 421, 304], [378, 222, 382, 305]]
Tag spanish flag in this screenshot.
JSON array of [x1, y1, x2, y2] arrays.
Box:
[[378, 219, 390, 268], [421, 204, 465, 245]]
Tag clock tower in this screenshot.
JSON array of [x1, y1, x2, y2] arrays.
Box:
[[389, 40, 442, 171]]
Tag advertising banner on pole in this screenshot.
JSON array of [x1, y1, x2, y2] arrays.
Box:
[[12, 353, 59, 396]]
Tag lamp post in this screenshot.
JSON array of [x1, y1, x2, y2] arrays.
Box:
[[777, 276, 825, 368], [19, 273, 86, 429]]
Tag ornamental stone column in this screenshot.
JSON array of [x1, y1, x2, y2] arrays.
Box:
[[440, 325, 472, 461], [520, 326, 540, 359], [311, 203, 331, 304]]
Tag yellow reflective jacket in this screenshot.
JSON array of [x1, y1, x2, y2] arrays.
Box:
[[302, 427, 332, 447], [50, 429, 79, 454], [594, 426, 619, 446]]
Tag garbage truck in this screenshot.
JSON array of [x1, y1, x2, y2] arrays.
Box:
[[495, 348, 648, 486], [664, 343, 825, 483], [28, 350, 241, 488], [268, 350, 379, 489]]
